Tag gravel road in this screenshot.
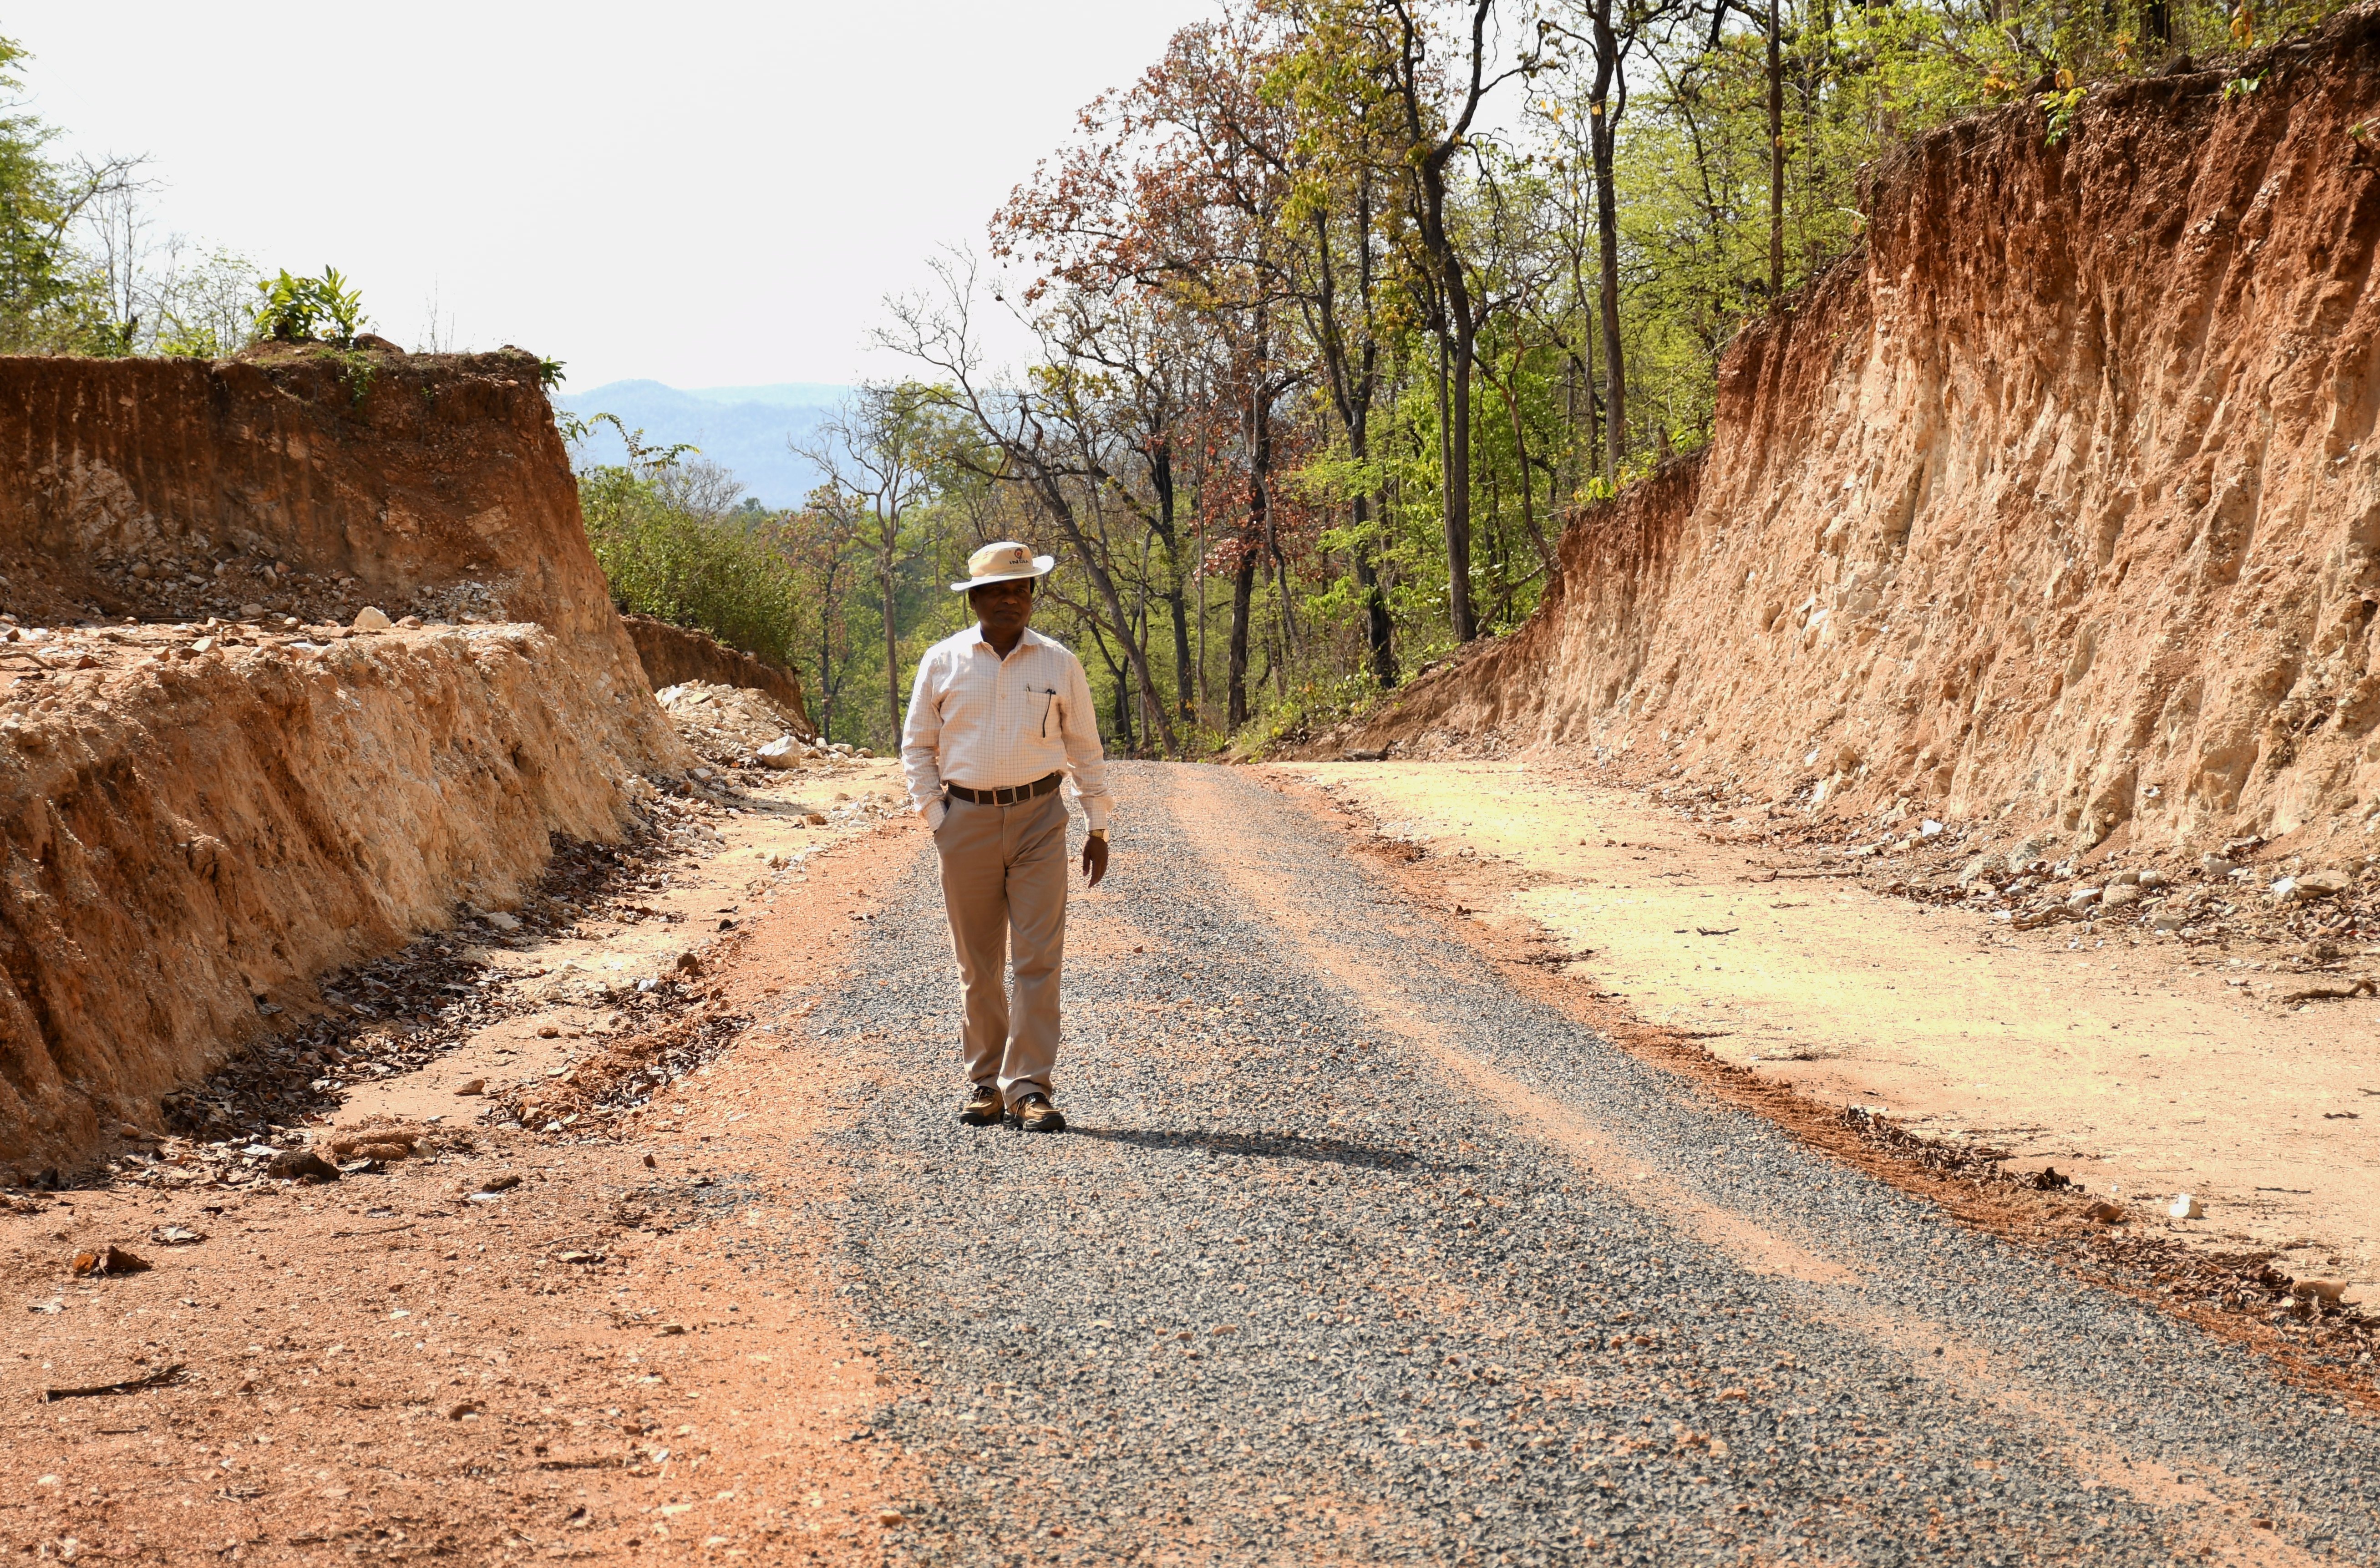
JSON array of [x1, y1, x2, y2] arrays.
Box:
[[794, 764, 2376, 1566]]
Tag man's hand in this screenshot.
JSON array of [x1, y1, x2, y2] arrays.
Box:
[[1081, 832, 1109, 888]]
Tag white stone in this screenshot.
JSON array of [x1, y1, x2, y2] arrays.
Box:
[[756, 736, 802, 769], [352, 606, 394, 631], [2168, 1193, 2203, 1220]]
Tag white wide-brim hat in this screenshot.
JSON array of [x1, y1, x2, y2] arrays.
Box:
[[951, 540, 1056, 592]]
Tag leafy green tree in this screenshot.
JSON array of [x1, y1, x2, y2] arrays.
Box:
[[253, 265, 367, 345], [572, 416, 812, 681], [0, 36, 142, 355], [797, 382, 959, 742]]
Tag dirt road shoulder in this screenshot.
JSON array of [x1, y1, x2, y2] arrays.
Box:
[[0, 808, 927, 1566], [1256, 761, 2379, 1328]]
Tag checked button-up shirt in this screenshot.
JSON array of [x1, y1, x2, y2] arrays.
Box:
[[900, 624, 1112, 832]]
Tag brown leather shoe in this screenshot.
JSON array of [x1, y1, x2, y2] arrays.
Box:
[[959, 1084, 1002, 1127], [1010, 1092, 1066, 1134]]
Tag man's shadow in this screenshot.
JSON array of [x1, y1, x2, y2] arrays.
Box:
[[1064, 1127, 1417, 1171]]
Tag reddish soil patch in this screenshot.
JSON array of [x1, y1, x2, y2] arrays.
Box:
[[0, 823, 924, 1565]]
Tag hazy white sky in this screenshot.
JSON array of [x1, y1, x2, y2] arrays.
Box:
[[20, 1, 1206, 390]]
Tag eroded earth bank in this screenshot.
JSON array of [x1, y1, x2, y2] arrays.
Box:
[[1296, 3, 2380, 1328]]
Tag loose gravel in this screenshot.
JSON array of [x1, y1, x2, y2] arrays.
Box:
[[787, 765, 2378, 1566]]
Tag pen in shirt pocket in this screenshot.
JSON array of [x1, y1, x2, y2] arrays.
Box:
[[1032, 684, 1059, 736]]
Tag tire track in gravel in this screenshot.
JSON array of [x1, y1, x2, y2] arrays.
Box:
[[803, 764, 2377, 1567], [1177, 771, 2340, 1566]]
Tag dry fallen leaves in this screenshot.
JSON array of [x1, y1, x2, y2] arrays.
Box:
[[71, 1244, 150, 1277]]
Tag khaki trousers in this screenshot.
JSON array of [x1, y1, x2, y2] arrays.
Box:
[[932, 790, 1069, 1106]]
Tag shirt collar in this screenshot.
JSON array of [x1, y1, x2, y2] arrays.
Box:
[[963, 625, 1045, 656]]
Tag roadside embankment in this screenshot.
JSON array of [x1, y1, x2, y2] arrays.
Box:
[[0, 348, 692, 1172], [1319, 4, 2380, 864], [623, 612, 813, 734], [0, 623, 676, 1172], [0, 346, 637, 670]]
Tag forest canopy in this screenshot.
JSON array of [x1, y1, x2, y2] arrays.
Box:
[[675, 0, 2337, 756]]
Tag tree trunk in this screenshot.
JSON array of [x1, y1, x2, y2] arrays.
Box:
[[1196, 507, 1209, 718], [1227, 543, 1257, 731], [1355, 446, 1396, 687], [1434, 334, 1477, 641], [817, 564, 837, 745], [1496, 351, 1555, 575], [1153, 446, 1195, 720], [880, 544, 900, 745], [1111, 648, 1135, 753], [1017, 462, 1182, 758], [1247, 345, 1298, 661], [1591, 0, 1629, 483], [1448, 316, 1478, 640], [1768, 0, 1786, 297]]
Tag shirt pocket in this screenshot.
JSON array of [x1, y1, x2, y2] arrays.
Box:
[[1032, 685, 1059, 738]]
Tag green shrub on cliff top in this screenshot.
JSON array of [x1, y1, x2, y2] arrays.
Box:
[[253, 265, 366, 346]]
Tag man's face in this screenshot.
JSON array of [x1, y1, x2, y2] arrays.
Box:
[[969, 576, 1035, 636]]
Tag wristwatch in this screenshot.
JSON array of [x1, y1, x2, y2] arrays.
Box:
[[1087, 828, 1108, 841]]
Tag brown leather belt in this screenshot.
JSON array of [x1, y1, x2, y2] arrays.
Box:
[[945, 771, 1063, 807]]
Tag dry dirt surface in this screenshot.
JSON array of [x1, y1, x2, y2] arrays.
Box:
[[1260, 761, 2380, 1306], [9, 761, 2379, 1567], [0, 768, 919, 1566]]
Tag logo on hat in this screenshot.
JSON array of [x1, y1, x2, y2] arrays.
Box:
[[951, 541, 1057, 592]]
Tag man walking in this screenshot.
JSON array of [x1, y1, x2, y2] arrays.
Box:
[[901, 541, 1112, 1134]]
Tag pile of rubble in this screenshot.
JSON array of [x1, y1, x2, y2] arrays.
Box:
[[1658, 785, 2380, 986], [1939, 836, 2368, 936], [5, 1114, 474, 1195], [655, 680, 876, 770], [149, 825, 686, 1147]]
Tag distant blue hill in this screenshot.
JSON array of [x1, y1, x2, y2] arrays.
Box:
[[558, 379, 852, 508]]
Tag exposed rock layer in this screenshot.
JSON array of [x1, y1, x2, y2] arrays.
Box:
[[623, 613, 813, 735], [0, 345, 639, 674], [0, 350, 689, 1167], [0, 628, 664, 1169], [1330, 7, 2380, 857]]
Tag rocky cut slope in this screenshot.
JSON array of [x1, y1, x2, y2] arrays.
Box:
[[623, 612, 814, 735], [1330, 4, 2380, 859], [0, 347, 685, 1170]]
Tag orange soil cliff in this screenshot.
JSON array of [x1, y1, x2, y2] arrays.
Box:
[[1331, 6, 2380, 861], [0, 348, 685, 1171], [0, 345, 640, 675]]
